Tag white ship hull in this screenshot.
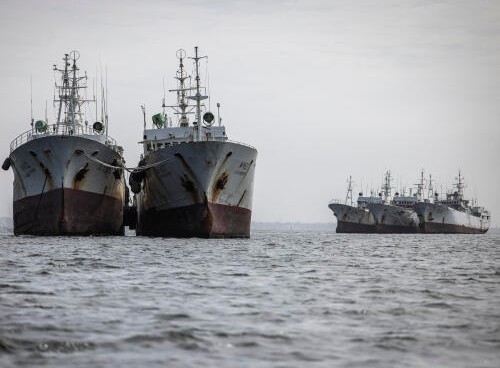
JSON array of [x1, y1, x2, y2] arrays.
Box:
[[328, 203, 376, 233], [368, 203, 419, 233], [9, 135, 125, 235], [413, 202, 490, 234], [134, 141, 257, 238]]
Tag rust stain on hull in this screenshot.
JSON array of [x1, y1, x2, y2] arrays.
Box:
[[211, 172, 228, 202], [174, 153, 202, 202], [13, 188, 124, 235], [374, 223, 419, 233], [336, 221, 376, 233], [137, 202, 251, 238], [419, 222, 487, 234], [73, 163, 89, 189]]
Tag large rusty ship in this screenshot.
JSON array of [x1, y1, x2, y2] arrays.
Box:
[[414, 171, 491, 233], [328, 176, 380, 233], [2, 51, 126, 235], [130, 47, 257, 238], [367, 170, 420, 233]]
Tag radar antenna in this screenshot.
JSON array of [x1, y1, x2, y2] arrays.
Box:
[[53, 51, 94, 134]]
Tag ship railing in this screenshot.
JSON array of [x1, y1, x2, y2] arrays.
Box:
[[198, 133, 257, 149], [10, 124, 118, 153], [226, 139, 257, 151], [141, 132, 257, 151]]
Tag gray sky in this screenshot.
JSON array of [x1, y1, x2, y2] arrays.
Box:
[[1, 0, 499, 225]]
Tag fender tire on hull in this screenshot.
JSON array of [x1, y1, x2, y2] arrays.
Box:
[[2, 157, 11, 171]]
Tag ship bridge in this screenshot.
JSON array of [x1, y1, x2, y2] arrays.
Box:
[[141, 125, 227, 153]]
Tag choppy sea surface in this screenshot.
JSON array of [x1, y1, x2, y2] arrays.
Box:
[[1, 226, 499, 367]]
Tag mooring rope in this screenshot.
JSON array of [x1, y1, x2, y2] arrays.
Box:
[[83, 153, 175, 173]]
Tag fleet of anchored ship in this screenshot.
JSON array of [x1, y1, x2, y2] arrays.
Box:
[[2, 48, 257, 238], [329, 171, 491, 234], [1, 48, 493, 237]]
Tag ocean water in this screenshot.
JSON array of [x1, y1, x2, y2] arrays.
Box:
[[1, 227, 499, 367]]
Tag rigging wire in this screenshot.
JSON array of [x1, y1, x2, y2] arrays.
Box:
[[205, 57, 210, 111]]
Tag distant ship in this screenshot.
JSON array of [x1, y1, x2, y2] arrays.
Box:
[[413, 171, 491, 233], [367, 170, 421, 233], [328, 176, 381, 233], [130, 47, 257, 238], [2, 51, 126, 235]]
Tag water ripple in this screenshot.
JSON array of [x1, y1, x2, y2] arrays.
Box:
[[0, 231, 499, 367]]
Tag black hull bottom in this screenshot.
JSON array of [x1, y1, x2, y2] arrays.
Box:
[[13, 188, 124, 236], [336, 221, 419, 233], [137, 202, 252, 238], [375, 224, 419, 234], [420, 222, 488, 234], [336, 221, 376, 233], [136, 203, 252, 238]]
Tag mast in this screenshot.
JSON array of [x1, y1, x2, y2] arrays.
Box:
[[167, 47, 210, 138], [415, 169, 425, 201], [70, 52, 78, 125], [456, 170, 464, 199], [162, 76, 166, 115], [167, 49, 191, 128], [54, 53, 69, 126], [30, 75, 34, 129], [345, 175, 354, 206], [53, 51, 94, 133], [105, 67, 109, 138], [217, 102, 221, 127], [427, 174, 434, 201], [381, 170, 392, 203], [194, 47, 202, 141], [141, 104, 146, 129], [189, 46, 207, 141], [93, 76, 97, 124]]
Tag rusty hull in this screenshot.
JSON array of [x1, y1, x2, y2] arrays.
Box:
[[137, 201, 251, 238], [367, 203, 420, 234], [13, 187, 124, 235], [328, 203, 376, 233], [413, 202, 490, 234], [418, 222, 488, 234], [335, 220, 376, 233], [135, 141, 257, 238], [9, 135, 126, 235]]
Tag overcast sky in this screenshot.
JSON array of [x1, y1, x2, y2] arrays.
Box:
[[1, 0, 499, 225]]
